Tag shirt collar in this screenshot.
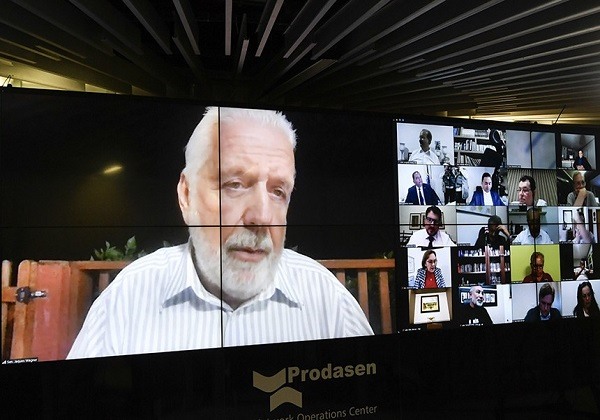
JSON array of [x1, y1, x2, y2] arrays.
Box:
[[525, 228, 542, 240], [271, 252, 303, 306], [229, 266, 301, 311]]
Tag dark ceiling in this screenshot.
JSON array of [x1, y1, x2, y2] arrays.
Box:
[[2, 0, 600, 124]]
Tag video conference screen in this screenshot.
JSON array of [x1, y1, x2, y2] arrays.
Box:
[[0, 89, 396, 363], [1, 88, 599, 364], [396, 117, 600, 330]]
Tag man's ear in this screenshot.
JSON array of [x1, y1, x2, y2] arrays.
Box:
[[177, 172, 191, 224]]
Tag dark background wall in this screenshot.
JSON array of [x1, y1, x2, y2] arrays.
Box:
[[0, 90, 396, 263]]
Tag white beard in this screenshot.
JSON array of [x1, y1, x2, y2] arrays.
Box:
[[189, 226, 283, 304]]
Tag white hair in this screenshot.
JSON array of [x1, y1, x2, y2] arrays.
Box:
[[182, 106, 297, 182]]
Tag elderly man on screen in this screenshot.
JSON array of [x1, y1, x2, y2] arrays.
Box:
[[68, 107, 373, 359], [567, 171, 599, 207], [409, 129, 440, 165], [522, 252, 553, 283], [455, 285, 493, 326]]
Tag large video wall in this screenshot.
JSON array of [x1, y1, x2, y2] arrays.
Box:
[[1, 88, 599, 366], [395, 117, 600, 330]]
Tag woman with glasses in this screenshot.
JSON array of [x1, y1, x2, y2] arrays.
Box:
[[414, 249, 446, 289]]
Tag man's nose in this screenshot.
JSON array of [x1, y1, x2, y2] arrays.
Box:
[[243, 186, 273, 227]]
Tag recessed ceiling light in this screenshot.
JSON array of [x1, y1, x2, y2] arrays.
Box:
[[103, 165, 123, 175]]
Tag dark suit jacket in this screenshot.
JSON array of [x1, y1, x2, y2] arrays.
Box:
[[469, 188, 504, 206], [405, 183, 440, 205], [524, 307, 562, 322]]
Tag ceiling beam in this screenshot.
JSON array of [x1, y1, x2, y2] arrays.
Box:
[[336, 0, 446, 61], [311, 0, 391, 59], [69, 0, 143, 54], [283, 0, 337, 58], [369, 0, 508, 67], [415, 24, 600, 78], [447, 61, 600, 89], [235, 14, 248, 74], [438, 49, 600, 84], [122, 0, 173, 54], [386, 2, 600, 73], [0, 22, 166, 94], [9, 0, 112, 55], [264, 59, 336, 100], [255, 0, 284, 57], [225, 0, 232, 55], [0, 38, 133, 92], [172, 13, 204, 82], [256, 43, 315, 93], [173, 0, 200, 54]]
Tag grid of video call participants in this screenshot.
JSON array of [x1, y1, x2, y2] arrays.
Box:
[[396, 120, 600, 330]]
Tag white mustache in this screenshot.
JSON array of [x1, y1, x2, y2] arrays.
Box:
[[224, 229, 273, 254]]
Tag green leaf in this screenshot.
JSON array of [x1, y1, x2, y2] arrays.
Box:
[[90, 236, 165, 261], [125, 236, 137, 251]]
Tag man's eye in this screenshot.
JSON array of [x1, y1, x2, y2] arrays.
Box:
[[273, 188, 288, 199], [224, 181, 243, 190]]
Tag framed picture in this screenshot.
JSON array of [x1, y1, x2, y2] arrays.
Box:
[[563, 209, 572, 230], [484, 290, 497, 306], [460, 291, 469, 303], [421, 295, 440, 313], [410, 213, 421, 230]]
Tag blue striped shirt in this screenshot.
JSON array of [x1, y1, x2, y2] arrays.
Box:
[[67, 243, 373, 358]]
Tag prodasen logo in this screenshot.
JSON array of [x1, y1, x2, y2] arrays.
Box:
[[253, 368, 302, 412], [253, 362, 376, 412]]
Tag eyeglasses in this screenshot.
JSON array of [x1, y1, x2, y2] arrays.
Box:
[[531, 264, 544, 268], [518, 187, 531, 193], [425, 216, 440, 225]]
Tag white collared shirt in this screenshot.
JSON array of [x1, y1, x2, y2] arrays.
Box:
[[406, 228, 456, 247], [410, 148, 440, 165], [483, 190, 493, 206], [68, 243, 373, 359], [512, 228, 553, 245]]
